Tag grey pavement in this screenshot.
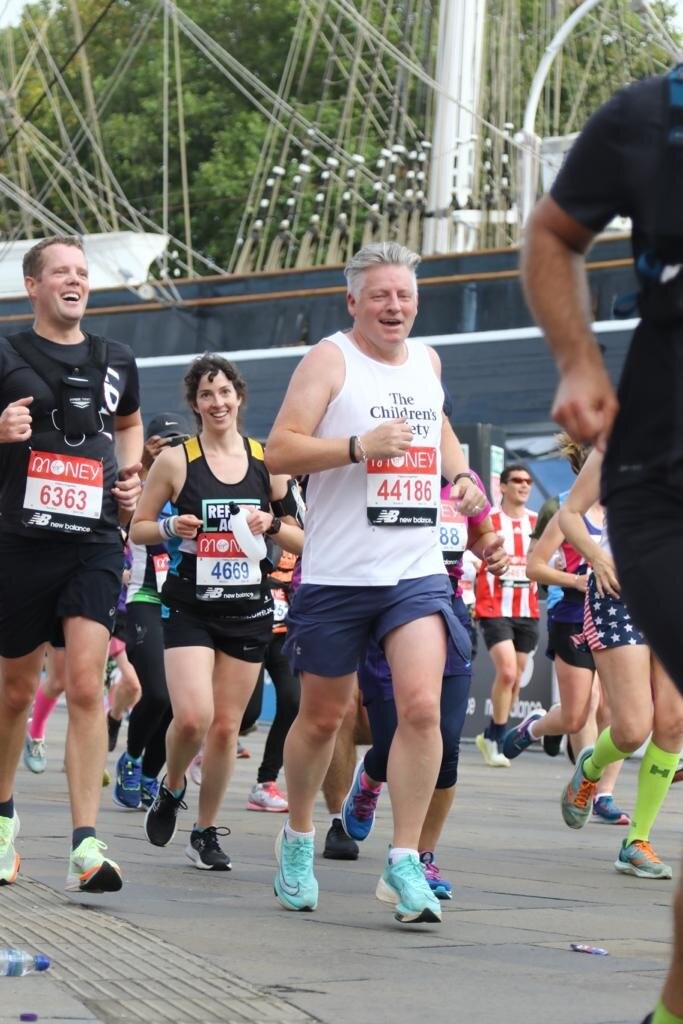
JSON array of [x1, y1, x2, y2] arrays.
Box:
[[0, 704, 678, 1024]]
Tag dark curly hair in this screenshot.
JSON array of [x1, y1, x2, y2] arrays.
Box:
[[184, 354, 247, 429]]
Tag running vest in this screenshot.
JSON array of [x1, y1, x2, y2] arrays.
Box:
[[302, 331, 445, 586], [475, 508, 539, 619], [162, 435, 273, 617]]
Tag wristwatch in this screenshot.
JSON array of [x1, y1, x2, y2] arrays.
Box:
[[265, 516, 282, 536]]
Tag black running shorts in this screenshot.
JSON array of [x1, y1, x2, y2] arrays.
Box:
[[478, 615, 539, 653], [545, 618, 595, 671], [163, 603, 272, 662], [0, 533, 123, 658]]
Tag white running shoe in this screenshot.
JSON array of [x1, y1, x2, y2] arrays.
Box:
[[475, 733, 511, 768], [246, 781, 288, 812], [23, 733, 47, 774], [189, 753, 202, 786]]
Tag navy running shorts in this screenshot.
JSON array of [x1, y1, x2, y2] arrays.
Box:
[[283, 573, 471, 677]]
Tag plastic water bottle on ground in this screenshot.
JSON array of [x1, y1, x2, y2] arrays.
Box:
[[0, 948, 51, 976]]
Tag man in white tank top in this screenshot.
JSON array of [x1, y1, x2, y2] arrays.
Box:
[[266, 241, 487, 924]]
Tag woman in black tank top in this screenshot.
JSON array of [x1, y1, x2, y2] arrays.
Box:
[[131, 356, 303, 871]]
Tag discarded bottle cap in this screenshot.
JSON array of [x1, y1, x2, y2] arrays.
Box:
[[570, 943, 608, 956], [228, 503, 266, 561]]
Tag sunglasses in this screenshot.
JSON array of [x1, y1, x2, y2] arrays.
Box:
[[506, 476, 532, 485]]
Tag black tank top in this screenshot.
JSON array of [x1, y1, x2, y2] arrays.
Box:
[[162, 434, 274, 622]]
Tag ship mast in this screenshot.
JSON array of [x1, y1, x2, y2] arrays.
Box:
[[423, 0, 487, 255]]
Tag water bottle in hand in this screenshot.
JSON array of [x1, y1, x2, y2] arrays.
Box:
[[0, 948, 51, 976]]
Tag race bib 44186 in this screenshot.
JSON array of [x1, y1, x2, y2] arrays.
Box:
[[366, 446, 439, 526], [22, 450, 103, 533]]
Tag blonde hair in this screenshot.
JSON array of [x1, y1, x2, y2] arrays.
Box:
[[555, 432, 591, 476]]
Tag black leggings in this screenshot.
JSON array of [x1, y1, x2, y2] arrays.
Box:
[[125, 602, 172, 777], [608, 480, 683, 693], [240, 632, 300, 783], [363, 672, 471, 789]]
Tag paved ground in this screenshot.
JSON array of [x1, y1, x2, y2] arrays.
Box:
[[0, 704, 678, 1024]]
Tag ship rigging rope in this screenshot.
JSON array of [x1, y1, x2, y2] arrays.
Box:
[[0, 0, 118, 163]]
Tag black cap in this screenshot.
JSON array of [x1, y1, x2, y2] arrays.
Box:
[[145, 413, 189, 440]]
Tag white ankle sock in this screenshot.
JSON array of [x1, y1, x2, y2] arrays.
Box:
[[389, 847, 417, 864], [285, 821, 315, 840]]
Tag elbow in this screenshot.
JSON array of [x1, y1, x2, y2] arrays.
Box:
[[526, 563, 540, 583], [264, 434, 290, 476]]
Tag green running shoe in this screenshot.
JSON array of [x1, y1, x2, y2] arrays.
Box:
[[66, 837, 122, 893], [376, 850, 442, 923], [0, 812, 20, 885], [274, 827, 318, 911]]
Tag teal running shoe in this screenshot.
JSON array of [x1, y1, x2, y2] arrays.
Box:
[[502, 709, 546, 760], [274, 827, 318, 911], [376, 850, 442, 923], [615, 839, 673, 879], [561, 746, 598, 829]]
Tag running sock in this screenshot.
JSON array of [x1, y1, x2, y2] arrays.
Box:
[[285, 821, 314, 840], [626, 740, 679, 844], [360, 770, 382, 793], [582, 727, 630, 782], [72, 826, 96, 849], [192, 824, 206, 834], [29, 688, 58, 739], [652, 1001, 683, 1024], [389, 847, 418, 864], [0, 797, 14, 819], [484, 719, 506, 743], [528, 718, 543, 741]]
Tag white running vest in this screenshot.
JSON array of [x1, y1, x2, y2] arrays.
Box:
[[302, 331, 446, 586]]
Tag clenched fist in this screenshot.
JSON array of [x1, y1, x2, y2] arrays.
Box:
[[0, 397, 33, 443]]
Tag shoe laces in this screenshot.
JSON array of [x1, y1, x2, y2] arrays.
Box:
[[195, 825, 230, 852], [284, 833, 313, 871], [391, 853, 422, 879], [262, 782, 286, 799], [422, 859, 443, 883], [0, 816, 14, 847], [159, 783, 187, 811], [573, 777, 596, 810], [352, 784, 380, 820], [27, 737, 45, 755], [629, 840, 661, 864], [73, 836, 108, 859]]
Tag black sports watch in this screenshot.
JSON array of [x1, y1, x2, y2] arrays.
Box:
[[265, 516, 282, 536]]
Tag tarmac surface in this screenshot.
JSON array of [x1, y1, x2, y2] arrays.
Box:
[[0, 703, 678, 1024]]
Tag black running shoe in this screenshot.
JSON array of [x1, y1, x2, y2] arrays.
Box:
[[185, 826, 232, 871], [543, 733, 562, 757], [144, 777, 187, 847], [323, 818, 359, 860], [106, 712, 122, 754]]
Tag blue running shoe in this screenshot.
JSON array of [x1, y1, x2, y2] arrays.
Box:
[[274, 827, 318, 911], [341, 760, 382, 841], [561, 746, 597, 829], [140, 775, 159, 809], [376, 851, 442, 923], [592, 794, 630, 825], [502, 709, 546, 760], [420, 851, 453, 900], [113, 753, 142, 809]]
